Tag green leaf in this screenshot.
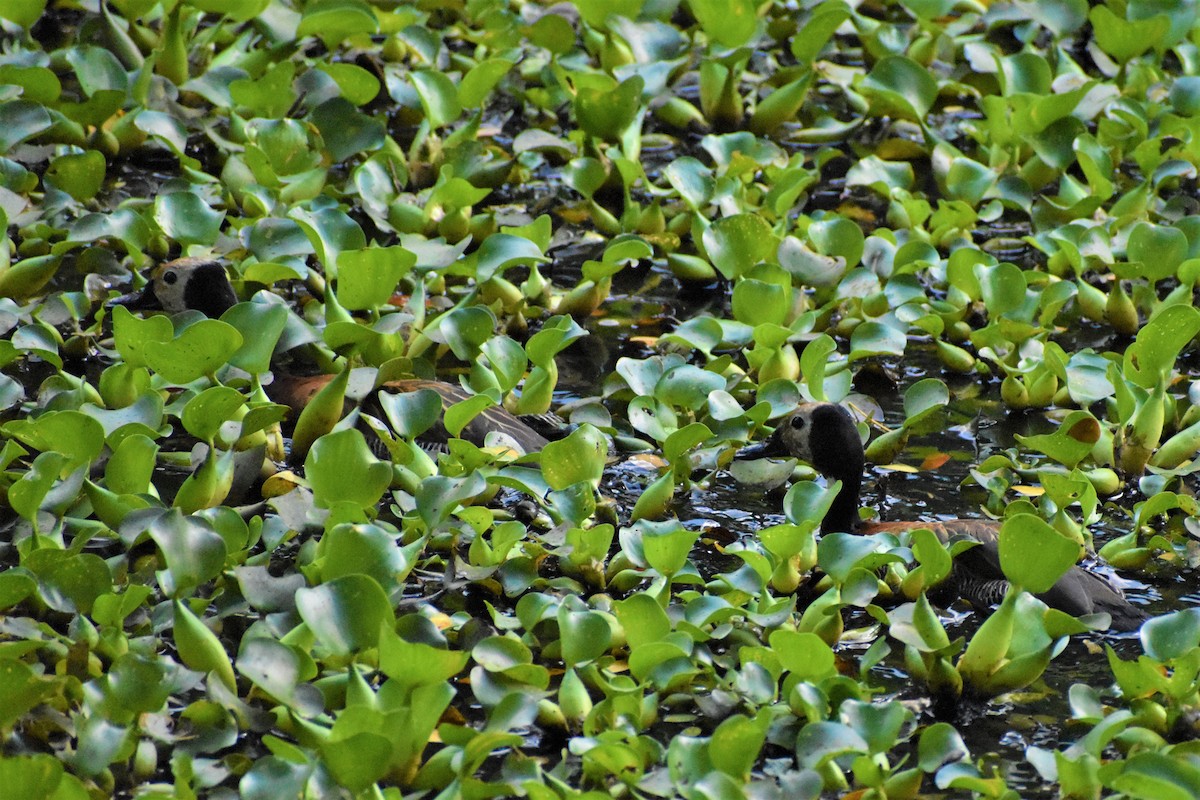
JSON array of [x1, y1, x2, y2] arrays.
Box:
[[1140, 608, 1200, 662], [574, 75, 644, 142], [296, 574, 394, 655], [44, 150, 106, 201], [337, 246, 416, 310], [154, 192, 224, 247], [688, 0, 759, 48], [702, 214, 779, 280], [305, 428, 392, 511], [296, 0, 379, 48], [0, 100, 52, 152], [411, 70, 462, 128], [860, 55, 938, 121], [540, 424, 608, 492], [998, 514, 1078, 593], [144, 320, 244, 384]]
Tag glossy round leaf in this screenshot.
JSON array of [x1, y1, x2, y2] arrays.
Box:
[[296, 574, 394, 655], [305, 428, 392, 511], [998, 514, 1078, 593]]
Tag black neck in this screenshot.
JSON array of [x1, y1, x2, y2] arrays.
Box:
[[823, 468, 862, 533]]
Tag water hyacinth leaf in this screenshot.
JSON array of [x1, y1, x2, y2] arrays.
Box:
[[324, 525, 417, 587], [173, 445, 234, 514], [470, 233, 549, 282], [796, 721, 869, 768], [44, 150, 105, 201], [783, 480, 836, 528], [732, 277, 788, 326], [1016, 410, 1100, 469], [860, 55, 938, 121], [769, 630, 836, 681], [296, 0, 379, 48], [558, 608, 611, 667], [0, 254, 60, 300], [630, 469, 675, 522], [841, 699, 912, 754], [415, 473, 488, 528], [136, 109, 188, 156], [173, 600, 236, 691], [614, 591, 671, 650], [541, 424, 607, 492], [0, 571, 35, 610], [974, 262, 1025, 318], [310, 99, 386, 162], [409, 69, 461, 129], [1140, 608, 1200, 662], [575, 75, 644, 142], [525, 314, 586, 368], [791, 2, 849, 65], [154, 192, 224, 247], [902, 379, 949, 426], [144, 320, 243, 384], [779, 236, 847, 288], [337, 246, 416, 310], [750, 75, 813, 135], [147, 509, 227, 594], [1124, 305, 1200, 387], [7, 452, 68, 523], [817, 532, 895, 582], [636, 519, 699, 577], [1107, 752, 1200, 800], [231, 61, 297, 119], [321, 734, 392, 794], [481, 335, 526, 394], [223, 302, 288, 374], [849, 321, 906, 360], [688, 0, 758, 47], [237, 638, 321, 712], [288, 205, 367, 277], [291, 366, 349, 463], [703, 214, 779, 280], [1126, 222, 1187, 282], [6, 409, 104, 466], [296, 574, 394, 655], [663, 422, 713, 464], [1089, 5, 1167, 63], [944, 154, 995, 205], [316, 62, 380, 106], [918, 722, 969, 773], [443, 393, 494, 439], [29, 551, 111, 614], [0, 100, 52, 151], [710, 713, 769, 779], [459, 58, 515, 108], [655, 364, 725, 410], [0, 754, 68, 798], [0, 660, 58, 731], [306, 428, 392, 511], [182, 386, 244, 444], [382, 626, 469, 686], [998, 515, 1078, 593], [378, 387, 442, 440]]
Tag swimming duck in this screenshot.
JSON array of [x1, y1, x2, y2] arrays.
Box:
[[109, 257, 557, 455], [737, 402, 1147, 631]]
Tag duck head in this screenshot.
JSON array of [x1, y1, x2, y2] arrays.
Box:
[[737, 402, 866, 532], [110, 258, 239, 318]]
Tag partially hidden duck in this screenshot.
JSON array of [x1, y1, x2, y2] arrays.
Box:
[[110, 257, 558, 456], [738, 402, 1147, 631]]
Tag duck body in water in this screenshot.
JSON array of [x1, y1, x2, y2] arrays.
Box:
[[110, 258, 557, 456], [738, 402, 1148, 632]]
